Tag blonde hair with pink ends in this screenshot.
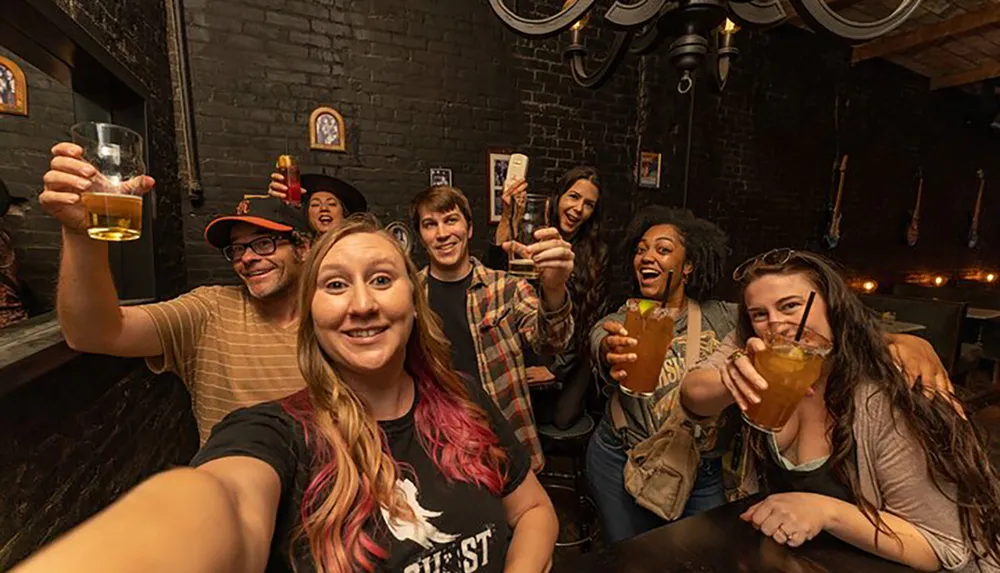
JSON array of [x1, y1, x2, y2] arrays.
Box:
[[283, 214, 508, 572]]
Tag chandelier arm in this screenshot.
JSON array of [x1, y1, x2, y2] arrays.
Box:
[[788, 0, 922, 42], [487, 0, 598, 37], [630, 22, 663, 53], [729, 0, 788, 27], [605, 0, 668, 27], [566, 31, 634, 88]]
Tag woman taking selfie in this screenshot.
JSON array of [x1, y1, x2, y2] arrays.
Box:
[[681, 249, 1000, 572], [15, 216, 557, 573], [492, 166, 609, 429]]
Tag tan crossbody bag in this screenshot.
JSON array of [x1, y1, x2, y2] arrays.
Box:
[[611, 300, 703, 521]]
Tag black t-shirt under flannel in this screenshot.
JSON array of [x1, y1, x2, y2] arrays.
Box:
[[192, 384, 530, 573]]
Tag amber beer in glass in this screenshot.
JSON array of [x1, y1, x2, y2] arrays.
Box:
[[71, 122, 146, 242], [743, 326, 831, 432], [508, 194, 549, 279], [619, 299, 675, 397]]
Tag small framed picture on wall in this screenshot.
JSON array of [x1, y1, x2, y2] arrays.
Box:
[[0, 55, 28, 116], [429, 167, 452, 187], [639, 151, 662, 189], [309, 106, 346, 152], [487, 149, 511, 224]]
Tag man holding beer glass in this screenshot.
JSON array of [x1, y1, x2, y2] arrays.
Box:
[[40, 140, 312, 443], [408, 185, 575, 471]]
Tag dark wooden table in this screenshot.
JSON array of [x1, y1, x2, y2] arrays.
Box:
[[554, 496, 915, 572]]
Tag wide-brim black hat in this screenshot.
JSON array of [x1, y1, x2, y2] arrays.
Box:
[[204, 195, 310, 248], [0, 178, 29, 218], [301, 173, 367, 215]]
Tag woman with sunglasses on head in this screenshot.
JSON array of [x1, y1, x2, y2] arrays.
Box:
[[681, 249, 999, 572], [491, 166, 609, 429], [14, 216, 558, 573]]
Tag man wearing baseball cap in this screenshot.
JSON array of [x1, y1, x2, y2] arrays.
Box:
[[40, 142, 311, 443], [268, 171, 367, 235]]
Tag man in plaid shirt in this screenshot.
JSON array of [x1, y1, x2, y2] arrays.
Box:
[[410, 186, 575, 471]]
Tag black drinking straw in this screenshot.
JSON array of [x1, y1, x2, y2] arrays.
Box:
[[794, 291, 817, 342], [661, 270, 675, 307]]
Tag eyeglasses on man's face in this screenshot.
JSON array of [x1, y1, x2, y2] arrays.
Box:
[[222, 235, 288, 262]]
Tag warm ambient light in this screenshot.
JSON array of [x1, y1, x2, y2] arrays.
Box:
[[987, 273, 997, 283], [723, 18, 740, 34], [862, 280, 878, 293], [934, 276, 947, 287], [564, 0, 590, 32]]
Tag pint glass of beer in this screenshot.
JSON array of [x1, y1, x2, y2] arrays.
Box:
[[619, 299, 675, 397], [71, 122, 146, 242], [508, 194, 549, 280], [743, 325, 831, 432]]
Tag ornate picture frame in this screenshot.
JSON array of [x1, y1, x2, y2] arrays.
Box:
[[487, 149, 512, 224], [309, 106, 346, 152], [0, 55, 28, 117]]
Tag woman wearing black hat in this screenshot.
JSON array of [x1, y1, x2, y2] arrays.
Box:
[[269, 172, 368, 235], [0, 177, 37, 328]]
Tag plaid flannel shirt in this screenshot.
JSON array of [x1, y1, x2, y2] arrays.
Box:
[[419, 258, 574, 471]]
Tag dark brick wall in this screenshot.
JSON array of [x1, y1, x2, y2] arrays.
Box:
[[1, 0, 195, 568], [642, 27, 1000, 297], [0, 356, 198, 568], [0, 48, 73, 309]]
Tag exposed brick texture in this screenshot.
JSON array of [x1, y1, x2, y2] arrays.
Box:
[[0, 356, 198, 569], [0, 48, 73, 309], [1, 0, 194, 568]]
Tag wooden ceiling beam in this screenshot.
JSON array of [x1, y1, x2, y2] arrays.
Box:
[[930, 61, 1000, 89], [852, 4, 1000, 63]]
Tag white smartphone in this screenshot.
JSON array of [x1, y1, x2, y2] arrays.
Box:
[[504, 153, 529, 189]]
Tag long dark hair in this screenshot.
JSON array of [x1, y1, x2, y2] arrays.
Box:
[[735, 250, 1000, 565], [625, 205, 728, 302], [549, 166, 608, 352]]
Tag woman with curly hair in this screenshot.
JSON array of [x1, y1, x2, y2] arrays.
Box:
[[15, 216, 557, 573], [587, 205, 736, 543], [493, 165, 609, 429], [681, 249, 1000, 571]]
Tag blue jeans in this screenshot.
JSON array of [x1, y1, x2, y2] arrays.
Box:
[[585, 416, 726, 543]]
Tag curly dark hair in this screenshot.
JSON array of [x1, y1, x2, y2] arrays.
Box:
[[624, 205, 729, 302], [548, 166, 609, 352], [735, 250, 1000, 567]]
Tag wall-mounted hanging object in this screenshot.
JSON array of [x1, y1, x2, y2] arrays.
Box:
[[638, 151, 661, 189], [968, 169, 985, 249], [905, 168, 923, 247], [309, 106, 346, 152], [487, 150, 512, 224], [823, 154, 849, 249], [0, 55, 28, 116], [429, 167, 453, 187], [386, 221, 413, 255]]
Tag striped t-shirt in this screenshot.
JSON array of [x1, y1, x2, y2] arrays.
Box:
[[140, 285, 305, 443]]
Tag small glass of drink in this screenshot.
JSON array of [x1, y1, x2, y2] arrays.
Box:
[[508, 193, 549, 279], [619, 298, 675, 397], [71, 122, 146, 242], [276, 154, 302, 205], [743, 324, 832, 432]]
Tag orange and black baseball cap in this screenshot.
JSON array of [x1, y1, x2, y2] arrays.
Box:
[[204, 195, 310, 248]]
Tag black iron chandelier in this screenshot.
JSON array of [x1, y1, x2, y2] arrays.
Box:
[[489, 0, 923, 90]]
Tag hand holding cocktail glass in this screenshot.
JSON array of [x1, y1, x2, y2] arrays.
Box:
[[38, 142, 155, 240], [724, 292, 832, 432]]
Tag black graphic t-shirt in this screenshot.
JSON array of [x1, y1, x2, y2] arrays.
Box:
[[192, 382, 531, 573], [426, 271, 481, 392]]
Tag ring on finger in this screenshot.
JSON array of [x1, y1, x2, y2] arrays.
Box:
[[729, 349, 747, 363]]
